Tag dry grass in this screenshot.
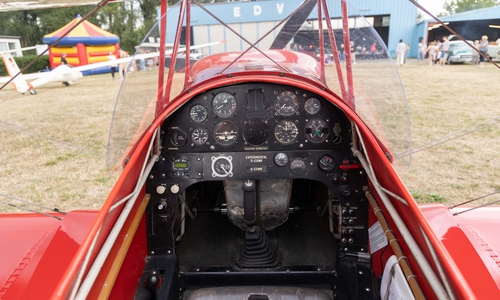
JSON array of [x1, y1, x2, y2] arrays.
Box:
[[396, 61, 500, 205], [0, 61, 499, 212]]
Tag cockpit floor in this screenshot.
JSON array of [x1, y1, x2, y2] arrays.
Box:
[[177, 210, 337, 268]]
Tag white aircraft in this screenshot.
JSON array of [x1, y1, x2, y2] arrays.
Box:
[[0, 41, 222, 95]]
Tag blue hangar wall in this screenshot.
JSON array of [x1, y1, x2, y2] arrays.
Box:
[[163, 0, 418, 57]]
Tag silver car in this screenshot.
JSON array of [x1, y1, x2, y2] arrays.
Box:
[[447, 40, 473, 64]]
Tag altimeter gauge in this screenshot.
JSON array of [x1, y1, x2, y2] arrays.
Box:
[[211, 156, 233, 178], [212, 92, 237, 117]]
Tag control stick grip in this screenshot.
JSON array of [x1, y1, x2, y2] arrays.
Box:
[[243, 180, 256, 229]]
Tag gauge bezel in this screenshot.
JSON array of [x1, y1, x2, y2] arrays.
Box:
[[274, 119, 299, 145], [274, 91, 300, 116], [274, 152, 289, 167], [304, 119, 329, 144], [213, 121, 238, 146], [212, 92, 237, 118], [304, 97, 321, 115], [211, 156, 233, 178], [189, 104, 208, 123], [191, 128, 209, 145]]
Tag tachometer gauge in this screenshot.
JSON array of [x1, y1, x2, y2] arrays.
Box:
[[274, 120, 298, 145], [304, 98, 321, 115], [191, 128, 209, 145], [305, 119, 329, 144], [212, 92, 237, 117], [190, 104, 208, 123], [275, 91, 300, 116], [213, 121, 238, 146]]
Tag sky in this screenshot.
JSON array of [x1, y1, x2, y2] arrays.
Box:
[[417, 0, 447, 17]]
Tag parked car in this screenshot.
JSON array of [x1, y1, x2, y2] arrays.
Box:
[[487, 39, 500, 62], [447, 40, 473, 64]]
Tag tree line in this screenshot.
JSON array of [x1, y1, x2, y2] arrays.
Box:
[[0, 0, 233, 54], [1, 0, 497, 54]]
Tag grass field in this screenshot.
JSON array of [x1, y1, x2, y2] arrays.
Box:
[[1, 60, 499, 212]]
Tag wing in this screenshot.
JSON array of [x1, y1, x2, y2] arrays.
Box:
[[72, 40, 225, 73]]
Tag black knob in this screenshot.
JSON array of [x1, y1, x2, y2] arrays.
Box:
[[144, 273, 161, 296], [339, 185, 351, 197]]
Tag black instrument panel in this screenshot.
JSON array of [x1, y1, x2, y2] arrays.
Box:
[[162, 83, 350, 154], [152, 83, 368, 253]]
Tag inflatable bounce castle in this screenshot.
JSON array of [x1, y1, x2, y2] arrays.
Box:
[[42, 14, 119, 74]]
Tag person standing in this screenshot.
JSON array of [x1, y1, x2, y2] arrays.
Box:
[[417, 38, 426, 65], [108, 52, 117, 79], [439, 36, 450, 65], [396, 39, 406, 66], [118, 49, 129, 79], [60, 53, 71, 86], [370, 42, 377, 59], [472, 40, 480, 66], [478, 35, 489, 67], [61, 52, 68, 66], [425, 42, 438, 66]]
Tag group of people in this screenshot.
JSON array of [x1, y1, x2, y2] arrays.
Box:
[[417, 36, 450, 66], [472, 35, 489, 67], [107, 49, 130, 79], [413, 35, 489, 67]]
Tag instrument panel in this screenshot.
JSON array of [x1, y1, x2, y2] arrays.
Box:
[[162, 83, 350, 154], [153, 83, 368, 253]]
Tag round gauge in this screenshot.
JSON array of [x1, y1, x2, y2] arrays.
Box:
[[212, 92, 237, 118], [274, 120, 299, 145], [211, 156, 233, 178], [275, 91, 300, 116], [318, 155, 335, 172], [304, 98, 321, 115], [305, 119, 329, 144], [213, 121, 238, 146], [289, 157, 307, 176], [191, 128, 209, 145], [169, 129, 187, 147], [243, 119, 269, 146], [274, 152, 289, 167], [190, 104, 208, 123]]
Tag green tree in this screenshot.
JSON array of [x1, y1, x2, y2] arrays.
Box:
[[442, 0, 499, 15]]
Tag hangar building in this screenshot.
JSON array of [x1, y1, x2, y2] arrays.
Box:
[[164, 0, 418, 57], [164, 1, 500, 58], [417, 5, 500, 45]]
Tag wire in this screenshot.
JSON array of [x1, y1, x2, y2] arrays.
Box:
[[449, 190, 500, 209], [0, 193, 65, 220], [397, 116, 500, 158], [452, 198, 500, 216]]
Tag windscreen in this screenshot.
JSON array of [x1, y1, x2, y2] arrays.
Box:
[[107, 0, 411, 170]]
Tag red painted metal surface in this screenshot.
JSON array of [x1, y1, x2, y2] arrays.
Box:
[[0, 211, 97, 299], [421, 204, 500, 298], [188, 50, 324, 88]]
